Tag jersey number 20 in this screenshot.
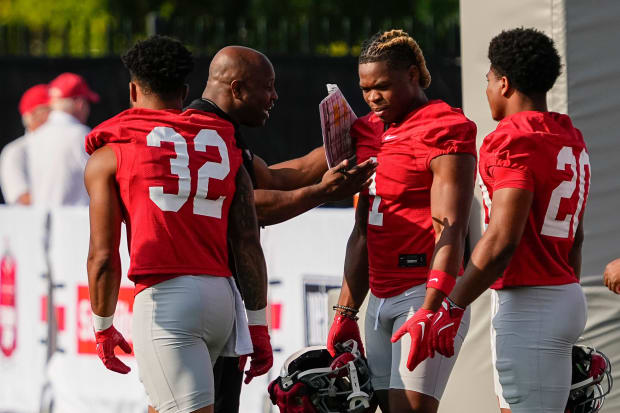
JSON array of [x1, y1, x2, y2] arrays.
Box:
[[147, 126, 230, 218], [541, 147, 590, 238]]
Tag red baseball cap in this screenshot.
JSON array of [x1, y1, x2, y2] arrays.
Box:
[[49, 72, 100, 103], [19, 84, 50, 116]]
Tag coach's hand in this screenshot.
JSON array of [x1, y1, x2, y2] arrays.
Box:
[[319, 158, 376, 201], [95, 325, 132, 374], [604, 258, 620, 294], [391, 308, 435, 371], [428, 297, 465, 358], [327, 313, 365, 357], [239, 325, 273, 384]]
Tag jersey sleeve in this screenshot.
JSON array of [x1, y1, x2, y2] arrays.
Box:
[[484, 131, 536, 192], [85, 119, 126, 155], [423, 115, 477, 168], [351, 113, 382, 197], [351, 113, 382, 164]]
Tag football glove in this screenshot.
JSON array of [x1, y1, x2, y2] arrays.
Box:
[[428, 297, 465, 358], [238, 325, 273, 384], [94, 325, 132, 374], [327, 313, 365, 357], [391, 308, 435, 371]]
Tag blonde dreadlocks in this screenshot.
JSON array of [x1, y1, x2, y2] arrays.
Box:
[[359, 29, 431, 89]]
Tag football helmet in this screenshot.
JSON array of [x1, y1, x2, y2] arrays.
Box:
[[565, 345, 613, 413], [268, 340, 373, 413]]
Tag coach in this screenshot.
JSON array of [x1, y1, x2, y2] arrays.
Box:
[[185, 45, 376, 413]]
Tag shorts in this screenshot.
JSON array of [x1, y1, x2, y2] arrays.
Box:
[[365, 284, 470, 400], [490, 283, 587, 413], [133, 275, 235, 413]]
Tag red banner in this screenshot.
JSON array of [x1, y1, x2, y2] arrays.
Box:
[[0, 251, 17, 357], [77, 285, 134, 355]]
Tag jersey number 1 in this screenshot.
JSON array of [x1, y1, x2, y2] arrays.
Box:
[[147, 127, 230, 218], [541, 146, 590, 238], [368, 156, 384, 226]]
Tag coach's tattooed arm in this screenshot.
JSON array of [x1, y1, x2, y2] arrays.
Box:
[[228, 165, 268, 310]]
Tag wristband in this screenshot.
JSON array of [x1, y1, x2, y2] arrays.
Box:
[[92, 313, 114, 332], [426, 269, 456, 296], [246, 307, 267, 326]]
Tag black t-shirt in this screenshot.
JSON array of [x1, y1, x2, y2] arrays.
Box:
[[184, 98, 258, 293], [185, 98, 257, 187]]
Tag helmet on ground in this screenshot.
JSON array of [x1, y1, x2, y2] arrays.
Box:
[[565, 345, 613, 413], [268, 340, 373, 413]]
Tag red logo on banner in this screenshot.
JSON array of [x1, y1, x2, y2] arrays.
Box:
[[40, 296, 65, 331], [77, 285, 134, 355], [269, 302, 282, 331], [0, 250, 17, 357]]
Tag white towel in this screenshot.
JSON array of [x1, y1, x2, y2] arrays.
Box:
[[220, 277, 254, 357]]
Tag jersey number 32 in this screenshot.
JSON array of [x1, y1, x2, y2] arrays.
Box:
[[147, 126, 230, 218]]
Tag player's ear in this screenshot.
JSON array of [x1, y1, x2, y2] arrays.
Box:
[[129, 82, 138, 104], [230, 79, 244, 100], [408, 64, 419, 85], [500, 76, 511, 97]]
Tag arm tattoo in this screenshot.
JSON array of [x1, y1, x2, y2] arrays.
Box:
[[228, 166, 268, 310]]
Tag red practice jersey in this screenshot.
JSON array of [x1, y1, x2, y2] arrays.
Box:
[[478, 111, 590, 289], [86, 108, 243, 294], [354, 101, 477, 298]]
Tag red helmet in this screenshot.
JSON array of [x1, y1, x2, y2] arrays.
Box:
[[565, 345, 613, 413], [268, 340, 373, 413]]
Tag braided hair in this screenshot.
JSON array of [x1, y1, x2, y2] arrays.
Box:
[[359, 29, 431, 89]]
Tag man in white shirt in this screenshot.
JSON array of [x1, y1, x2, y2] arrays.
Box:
[[26, 73, 99, 206], [0, 84, 51, 204]]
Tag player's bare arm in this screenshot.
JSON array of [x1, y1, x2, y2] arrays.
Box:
[[338, 194, 371, 309], [253, 158, 375, 226], [85, 146, 123, 316], [327, 194, 370, 356], [253, 147, 328, 190], [449, 187, 533, 308], [568, 220, 584, 280], [85, 145, 132, 374], [228, 165, 268, 310], [422, 153, 476, 310]]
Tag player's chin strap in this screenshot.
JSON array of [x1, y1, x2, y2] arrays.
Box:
[[346, 359, 370, 412]]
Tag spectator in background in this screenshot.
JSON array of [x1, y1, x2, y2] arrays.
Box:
[[26, 72, 99, 206], [0, 84, 51, 204], [604, 258, 620, 294]]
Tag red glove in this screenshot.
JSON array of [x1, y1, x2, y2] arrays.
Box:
[[428, 297, 465, 358], [268, 380, 317, 413], [391, 308, 435, 371], [94, 325, 132, 374], [238, 325, 273, 384], [327, 313, 365, 357]]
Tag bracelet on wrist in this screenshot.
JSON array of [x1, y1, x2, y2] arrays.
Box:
[[335, 310, 359, 321], [333, 304, 359, 314], [333, 305, 359, 321]]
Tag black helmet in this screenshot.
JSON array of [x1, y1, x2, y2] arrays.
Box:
[[565, 345, 613, 413]]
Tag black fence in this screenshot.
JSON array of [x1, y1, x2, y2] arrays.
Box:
[[0, 54, 461, 168], [0, 16, 460, 58]]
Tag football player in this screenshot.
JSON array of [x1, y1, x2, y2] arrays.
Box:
[[85, 36, 270, 413], [328, 30, 477, 413], [185, 46, 376, 413], [425, 28, 590, 413]]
